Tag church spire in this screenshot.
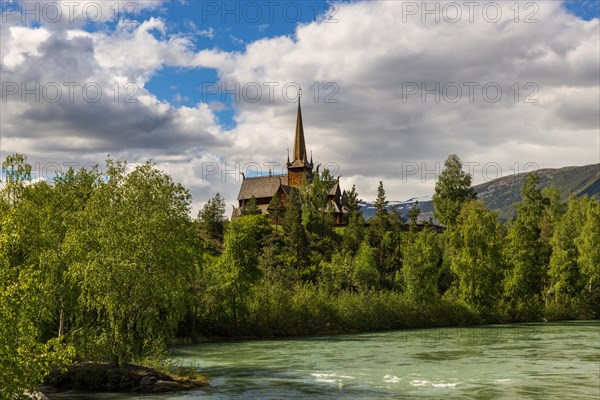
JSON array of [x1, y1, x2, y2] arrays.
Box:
[[293, 90, 307, 162]]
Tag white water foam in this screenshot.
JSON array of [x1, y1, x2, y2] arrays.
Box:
[[410, 380, 459, 388], [383, 375, 401, 383], [432, 382, 458, 388]]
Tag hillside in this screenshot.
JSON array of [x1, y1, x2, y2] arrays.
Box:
[[360, 163, 600, 222]]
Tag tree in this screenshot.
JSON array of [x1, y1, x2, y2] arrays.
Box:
[[65, 160, 198, 365], [432, 154, 476, 226], [548, 197, 590, 304], [342, 212, 364, 255], [300, 169, 336, 236], [0, 262, 71, 398], [503, 172, 547, 306], [342, 184, 361, 219], [267, 192, 284, 226], [449, 201, 504, 311], [402, 228, 441, 304], [198, 193, 226, 242], [2, 153, 32, 206], [408, 201, 421, 231], [575, 200, 600, 302], [282, 189, 308, 279], [216, 214, 271, 331], [0, 159, 74, 396], [370, 181, 389, 281], [241, 196, 261, 216], [373, 181, 389, 231], [352, 241, 380, 291]]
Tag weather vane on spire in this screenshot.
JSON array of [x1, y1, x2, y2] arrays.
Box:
[[297, 86, 302, 102]]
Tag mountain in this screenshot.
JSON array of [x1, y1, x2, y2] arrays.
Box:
[[359, 163, 600, 222]]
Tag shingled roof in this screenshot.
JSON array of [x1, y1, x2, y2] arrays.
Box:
[[237, 174, 289, 200]]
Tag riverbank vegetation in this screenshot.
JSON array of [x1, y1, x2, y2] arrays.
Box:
[[1, 153, 598, 397]]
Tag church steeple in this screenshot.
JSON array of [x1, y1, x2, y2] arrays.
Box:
[[293, 94, 307, 162], [286, 90, 313, 187]]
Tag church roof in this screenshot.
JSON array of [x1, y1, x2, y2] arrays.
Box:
[[328, 181, 341, 196], [237, 174, 289, 200], [288, 159, 312, 169]]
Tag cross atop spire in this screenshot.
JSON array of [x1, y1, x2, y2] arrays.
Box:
[[293, 93, 307, 162]]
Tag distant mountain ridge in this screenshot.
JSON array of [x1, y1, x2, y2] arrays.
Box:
[[360, 163, 600, 222]]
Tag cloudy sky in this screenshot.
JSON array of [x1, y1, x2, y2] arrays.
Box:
[[1, 0, 599, 213]]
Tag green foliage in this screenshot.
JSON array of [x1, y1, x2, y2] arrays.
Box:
[[408, 201, 421, 230], [503, 173, 547, 305], [548, 197, 590, 304], [2, 151, 597, 393], [1, 153, 32, 206], [449, 201, 504, 311], [267, 192, 284, 225], [0, 264, 73, 398], [65, 160, 199, 365], [282, 189, 309, 279], [432, 154, 476, 227], [319, 251, 354, 293], [372, 181, 389, 233], [352, 241, 380, 291], [241, 196, 261, 216], [403, 228, 442, 304], [342, 212, 364, 255], [198, 193, 226, 243], [300, 169, 336, 236], [342, 184, 361, 218], [369, 181, 392, 283], [0, 156, 76, 397], [575, 199, 600, 313], [212, 214, 272, 331]]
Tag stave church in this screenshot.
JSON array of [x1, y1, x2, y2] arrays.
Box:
[[233, 98, 345, 224]]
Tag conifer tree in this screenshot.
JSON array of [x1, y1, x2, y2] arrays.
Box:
[[198, 193, 226, 242], [342, 184, 361, 219], [282, 190, 308, 279], [432, 154, 476, 226], [241, 196, 260, 216], [503, 172, 546, 308], [267, 192, 284, 226]]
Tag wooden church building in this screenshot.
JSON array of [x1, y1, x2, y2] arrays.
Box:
[[233, 99, 344, 223]]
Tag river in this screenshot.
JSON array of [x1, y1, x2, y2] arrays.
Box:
[[48, 321, 600, 399]]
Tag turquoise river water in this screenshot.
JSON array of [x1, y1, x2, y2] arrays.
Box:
[[49, 321, 600, 399]]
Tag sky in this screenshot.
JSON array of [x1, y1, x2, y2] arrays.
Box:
[[1, 0, 599, 214]]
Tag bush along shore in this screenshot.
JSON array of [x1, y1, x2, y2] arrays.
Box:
[[42, 362, 208, 394]]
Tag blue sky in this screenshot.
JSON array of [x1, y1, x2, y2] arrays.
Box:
[[144, 0, 339, 128]]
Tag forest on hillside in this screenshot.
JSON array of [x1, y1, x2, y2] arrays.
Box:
[[1, 153, 599, 397]]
